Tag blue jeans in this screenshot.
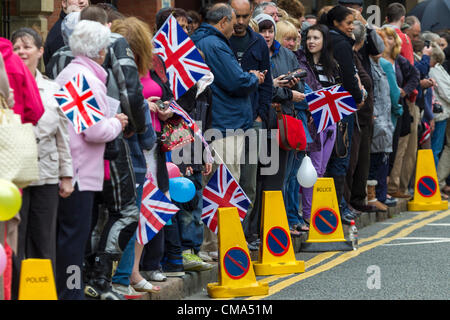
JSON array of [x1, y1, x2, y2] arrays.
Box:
[[431, 119, 447, 167], [283, 151, 305, 227], [111, 183, 143, 286], [177, 172, 204, 252]]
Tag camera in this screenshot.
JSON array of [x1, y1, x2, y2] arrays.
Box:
[[156, 100, 167, 111], [433, 103, 443, 114], [282, 69, 307, 82]]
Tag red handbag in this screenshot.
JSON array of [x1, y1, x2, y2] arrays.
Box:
[[273, 103, 307, 151]]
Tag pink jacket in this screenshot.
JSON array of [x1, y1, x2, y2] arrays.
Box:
[[0, 37, 44, 125], [55, 56, 122, 191]]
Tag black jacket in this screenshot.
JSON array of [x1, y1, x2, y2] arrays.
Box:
[[43, 10, 66, 66], [230, 27, 273, 124], [329, 28, 363, 105], [354, 51, 374, 127]]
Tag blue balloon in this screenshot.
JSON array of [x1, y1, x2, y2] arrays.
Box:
[[169, 177, 196, 203]]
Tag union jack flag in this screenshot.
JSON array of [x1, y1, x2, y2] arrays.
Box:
[[202, 164, 250, 234], [54, 73, 105, 134], [306, 85, 357, 134], [419, 122, 431, 145], [153, 15, 211, 100], [136, 179, 179, 245]]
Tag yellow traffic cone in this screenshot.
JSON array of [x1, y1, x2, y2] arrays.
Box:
[[408, 149, 448, 211], [18, 259, 58, 300], [301, 178, 353, 252], [253, 191, 305, 276], [207, 207, 268, 298]]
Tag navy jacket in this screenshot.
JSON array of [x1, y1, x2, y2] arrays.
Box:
[[229, 27, 273, 125], [43, 10, 66, 66], [191, 23, 259, 135], [329, 28, 363, 105]]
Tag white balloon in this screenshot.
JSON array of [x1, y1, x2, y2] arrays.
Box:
[[297, 155, 318, 188]]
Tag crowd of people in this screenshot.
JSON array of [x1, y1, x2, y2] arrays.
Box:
[[0, 0, 449, 300]]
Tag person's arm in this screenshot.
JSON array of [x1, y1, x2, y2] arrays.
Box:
[[430, 66, 450, 104], [0, 54, 9, 98], [20, 59, 45, 125], [110, 37, 146, 135], [205, 42, 259, 96], [333, 41, 363, 105], [257, 43, 273, 123], [399, 57, 420, 97]]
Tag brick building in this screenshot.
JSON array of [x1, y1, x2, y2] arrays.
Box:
[[1, 0, 424, 41]]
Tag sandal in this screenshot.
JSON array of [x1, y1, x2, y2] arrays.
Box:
[[131, 279, 161, 294], [289, 226, 301, 237], [296, 223, 310, 232]]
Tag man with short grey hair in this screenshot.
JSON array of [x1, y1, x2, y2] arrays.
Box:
[[191, 3, 264, 259], [252, 2, 279, 22]]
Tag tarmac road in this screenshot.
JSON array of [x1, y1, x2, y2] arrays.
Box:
[[187, 208, 450, 301]]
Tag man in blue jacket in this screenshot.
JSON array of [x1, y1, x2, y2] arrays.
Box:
[[229, 0, 272, 247], [191, 3, 264, 259], [191, 3, 264, 181]]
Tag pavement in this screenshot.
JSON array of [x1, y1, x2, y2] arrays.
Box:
[[137, 198, 410, 300]]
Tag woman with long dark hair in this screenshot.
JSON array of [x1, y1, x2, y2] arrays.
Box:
[[321, 5, 367, 224], [296, 23, 340, 227]]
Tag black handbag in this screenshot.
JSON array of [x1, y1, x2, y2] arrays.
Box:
[[104, 138, 120, 161], [334, 120, 349, 158]]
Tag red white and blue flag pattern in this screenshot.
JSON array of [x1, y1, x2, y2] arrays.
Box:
[[153, 15, 210, 100], [202, 164, 250, 234], [306, 85, 357, 133], [136, 179, 179, 245], [54, 73, 105, 134]]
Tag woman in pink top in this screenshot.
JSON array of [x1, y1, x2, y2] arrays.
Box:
[[111, 17, 177, 294], [53, 20, 128, 300]]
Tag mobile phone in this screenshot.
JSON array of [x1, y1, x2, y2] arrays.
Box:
[[156, 100, 167, 110], [424, 40, 431, 48]]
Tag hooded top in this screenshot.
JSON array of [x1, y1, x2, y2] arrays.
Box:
[[191, 23, 259, 135], [0, 37, 44, 125]]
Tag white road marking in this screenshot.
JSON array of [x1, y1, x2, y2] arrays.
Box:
[[382, 237, 450, 246]]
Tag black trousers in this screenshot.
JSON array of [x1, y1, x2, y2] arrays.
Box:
[[56, 185, 95, 300], [140, 231, 164, 271], [345, 124, 373, 207], [12, 184, 59, 299], [247, 143, 289, 241]]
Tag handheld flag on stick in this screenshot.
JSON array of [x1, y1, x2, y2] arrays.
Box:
[[153, 15, 211, 100], [306, 85, 357, 134], [54, 73, 105, 134], [202, 164, 251, 234], [136, 179, 179, 245]]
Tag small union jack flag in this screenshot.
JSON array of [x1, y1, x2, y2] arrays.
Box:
[[419, 122, 431, 145], [54, 73, 105, 134], [202, 164, 250, 234], [153, 15, 210, 100], [136, 179, 179, 245], [306, 85, 357, 133]]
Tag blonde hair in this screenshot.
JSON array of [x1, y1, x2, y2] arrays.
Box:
[[276, 20, 299, 50], [110, 17, 154, 76], [378, 27, 402, 60]]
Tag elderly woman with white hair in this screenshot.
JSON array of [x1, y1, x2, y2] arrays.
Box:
[[54, 19, 128, 300]]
